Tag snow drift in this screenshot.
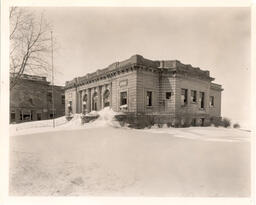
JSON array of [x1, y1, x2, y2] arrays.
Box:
[[10, 107, 122, 136]]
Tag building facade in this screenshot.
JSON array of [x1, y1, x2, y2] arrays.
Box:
[[10, 74, 65, 123], [65, 55, 223, 126]]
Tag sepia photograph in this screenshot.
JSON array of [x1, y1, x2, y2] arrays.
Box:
[[1, 1, 253, 203]]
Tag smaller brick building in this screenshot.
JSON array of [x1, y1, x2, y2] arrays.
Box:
[[10, 73, 65, 123]]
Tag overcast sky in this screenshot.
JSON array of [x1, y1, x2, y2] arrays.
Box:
[[29, 7, 250, 127]]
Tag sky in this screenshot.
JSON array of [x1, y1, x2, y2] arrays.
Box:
[[29, 7, 251, 128]]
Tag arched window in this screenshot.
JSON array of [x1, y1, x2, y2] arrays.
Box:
[[92, 92, 98, 111], [82, 94, 88, 113], [103, 89, 110, 107], [83, 94, 88, 102], [68, 101, 72, 114]]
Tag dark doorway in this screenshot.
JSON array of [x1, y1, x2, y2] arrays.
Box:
[[37, 113, 42, 120]]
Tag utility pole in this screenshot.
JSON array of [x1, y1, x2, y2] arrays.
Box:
[[51, 31, 55, 128]]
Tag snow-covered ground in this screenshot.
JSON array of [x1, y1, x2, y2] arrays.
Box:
[[9, 108, 251, 196]]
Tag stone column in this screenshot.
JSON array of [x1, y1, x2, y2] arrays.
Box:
[[102, 85, 106, 108], [109, 82, 112, 108], [78, 91, 81, 113], [81, 90, 85, 114], [97, 86, 101, 111], [88, 88, 91, 113]]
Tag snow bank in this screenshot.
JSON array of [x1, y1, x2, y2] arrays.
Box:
[[85, 110, 99, 117], [60, 114, 82, 128], [10, 107, 251, 143], [85, 107, 122, 128], [9, 114, 83, 136], [142, 126, 250, 142], [10, 108, 123, 136]]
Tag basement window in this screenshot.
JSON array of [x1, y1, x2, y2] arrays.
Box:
[[181, 89, 188, 106], [201, 118, 205, 126], [191, 90, 197, 103], [192, 118, 197, 126], [10, 112, 15, 122], [166, 92, 172, 100], [146, 91, 152, 106]]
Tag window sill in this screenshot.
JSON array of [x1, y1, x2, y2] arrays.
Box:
[[120, 105, 128, 111]]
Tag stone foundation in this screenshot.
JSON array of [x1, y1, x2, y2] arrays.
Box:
[[115, 112, 212, 128]]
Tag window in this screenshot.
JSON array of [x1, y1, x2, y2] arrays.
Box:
[[210, 96, 214, 107], [83, 94, 88, 111], [68, 101, 72, 113], [146, 91, 152, 106], [166, 92, 172, 100], [47, 92, 52, 103], [191, 90, 197, 103], [181, 89, 188, 106], [29, 98, 33, 104], [103, 90, 110, 107], [92, 93, 98, 111], [10, 112, 15, 122], [199, 92, 205, 108], [120, 91, 127, 106], [61, 95, 65, 105]]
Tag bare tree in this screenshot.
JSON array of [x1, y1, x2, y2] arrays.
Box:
[[9, 7, 53, 89]]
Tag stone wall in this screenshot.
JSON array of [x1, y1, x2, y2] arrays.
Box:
[[136, 70, 160, 113], [159, 74, 178, 114], [209, 87, 222, 118], [111, 70, 137, 112], [65, 87, 77, 115]]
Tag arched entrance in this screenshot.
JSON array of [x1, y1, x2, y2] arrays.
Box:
[[103, 89, 110, 107], [92, 92, 98, 111], [82, 94, 87, 113]]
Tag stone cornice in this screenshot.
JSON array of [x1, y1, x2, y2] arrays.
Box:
[[210, 83, 223, 91], [65, 55, 217, 90]]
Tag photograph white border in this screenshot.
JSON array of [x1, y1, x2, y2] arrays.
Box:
[[1, 0, 255, 205]]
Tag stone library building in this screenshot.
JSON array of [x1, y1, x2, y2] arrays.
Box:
[[65, 54, 223, 126]]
